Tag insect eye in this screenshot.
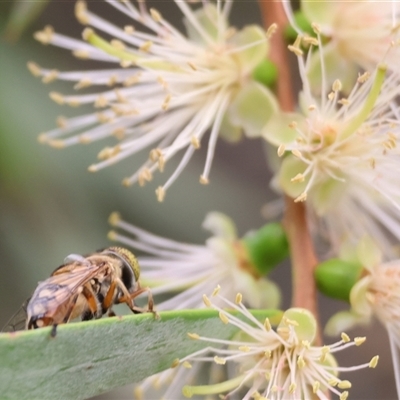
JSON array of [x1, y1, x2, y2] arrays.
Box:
[[106, 247, 140, 282]]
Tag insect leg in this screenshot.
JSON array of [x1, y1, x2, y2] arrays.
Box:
[[116, 279, 157, 317], [102, 280, 118, 313], [81, 285, 100, 320]]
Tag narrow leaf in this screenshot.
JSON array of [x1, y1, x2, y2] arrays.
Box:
[[0, 308, 281, 400]]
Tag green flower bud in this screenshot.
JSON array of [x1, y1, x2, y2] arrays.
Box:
[[315, 259, 363, 302], [252, 59, 278, 88], [241, 223, 289, 276], [280, 308, 317, 343], [284, 10, 313, 41]]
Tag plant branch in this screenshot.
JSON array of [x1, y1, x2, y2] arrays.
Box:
[[258, 1, 319, 318]]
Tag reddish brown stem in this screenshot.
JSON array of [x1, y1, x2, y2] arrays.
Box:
[[258, 1, 319, 319]]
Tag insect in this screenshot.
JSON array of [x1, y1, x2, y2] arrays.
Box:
[[2, 247, 155, 336]]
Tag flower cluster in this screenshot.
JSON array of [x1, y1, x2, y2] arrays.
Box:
[[31, 0, 277, 200], [284, 1, 400, 91], [177, 290, 378, 400], [264, 32, 400, 256]]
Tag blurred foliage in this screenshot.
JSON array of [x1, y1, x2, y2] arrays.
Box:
[[2, 0, 50, 42]]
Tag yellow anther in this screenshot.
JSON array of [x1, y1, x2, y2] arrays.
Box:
[[187, 332, 200, 340], [212, 285, 221, 296], [219, 311, 229, 325], [341, 332, 351, 343], [354, 336, 366, 346], [156, 186, 166, 202]]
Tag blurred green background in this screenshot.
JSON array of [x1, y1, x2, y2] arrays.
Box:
[[0, 0, 396, 398]]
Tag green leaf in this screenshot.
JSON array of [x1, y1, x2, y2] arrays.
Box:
[[0, 309, 282, 400]]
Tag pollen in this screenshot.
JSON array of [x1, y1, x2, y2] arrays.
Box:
[[157, 155, 165, 172], [170, 358, 180, 368], [48, 139, 66, 149], [75, 1, 89, 25], [122, 178, 132, 187], [190, 136, 200, 149], [155, 186, 166, 202], [38, 133, 49, 143], [150, 8, 162, 22], [56, 116, 67, 128], [200, 175, 209, 185], [357, 71, 370, 84], [312, 381, 320, 393], [369, 355, 379, 368], [311, 22, 321, 34], [74, 78, 92, 89], [341, 332, 351, 343], [34, 25, 54, 44], [288, 35, 303, 56], [162, 94, 171, 110], [123, 74, 141, 86], [214, 356, 226, 365], [49, 92, 65, 105], [294, 192, 307, 202], [139, 41, 153, 52], [291, 149, 302, 158], [202, 294, 212, 307], [340, 391, 349, 400], [235, 293, 242, 304], [94, 95, 109, 108], [111, 39, 126, 51], [107, 230, 118, 241], [266, 23, 278, 38], [291, 173, 305, 182], [27, 61, 41, 77], [354, 336, 366, 346], [338, 380, 352, 389], [138, 168, 153, 186], [297, 355, 306, 368], [219, 311, 229, 325], [277, 143, 286, 157], [183, 361, 192, 369], [72, 49, 90, 59], [303, 35, 318, 46], [212, 285, 221, 296], [187, 332, 200, 340], [187, 61, 197, 71], [98, 146, 120, 160], [332, 79, 342, 92], [82, 27, 94, 41], [264, 318, 271, 331], [124, 25, 135, 34]]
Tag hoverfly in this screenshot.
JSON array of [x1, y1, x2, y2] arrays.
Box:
[[2, 247, 155, 336]]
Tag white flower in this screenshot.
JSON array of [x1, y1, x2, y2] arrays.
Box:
[[263, 34, 400, 256], [325, 237, 400, 397], [30, 0, 277, 200], [178, 290, 378, 400], [284, 0, 400, 91], [109, 211, 280, 399], [108, 211, 280, 310]]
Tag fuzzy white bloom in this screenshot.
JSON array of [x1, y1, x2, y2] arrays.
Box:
[[31, 0, 277, 200], [108, 211, 280, 311], [177, 290, 378, 400], [109, 212, 280, 399], [263, 33, 400, 256], [284, 0, 400, 91]]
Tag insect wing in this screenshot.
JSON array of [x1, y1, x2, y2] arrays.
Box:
[[30, 262, 106, 308], [2, 298, 30, 332]]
